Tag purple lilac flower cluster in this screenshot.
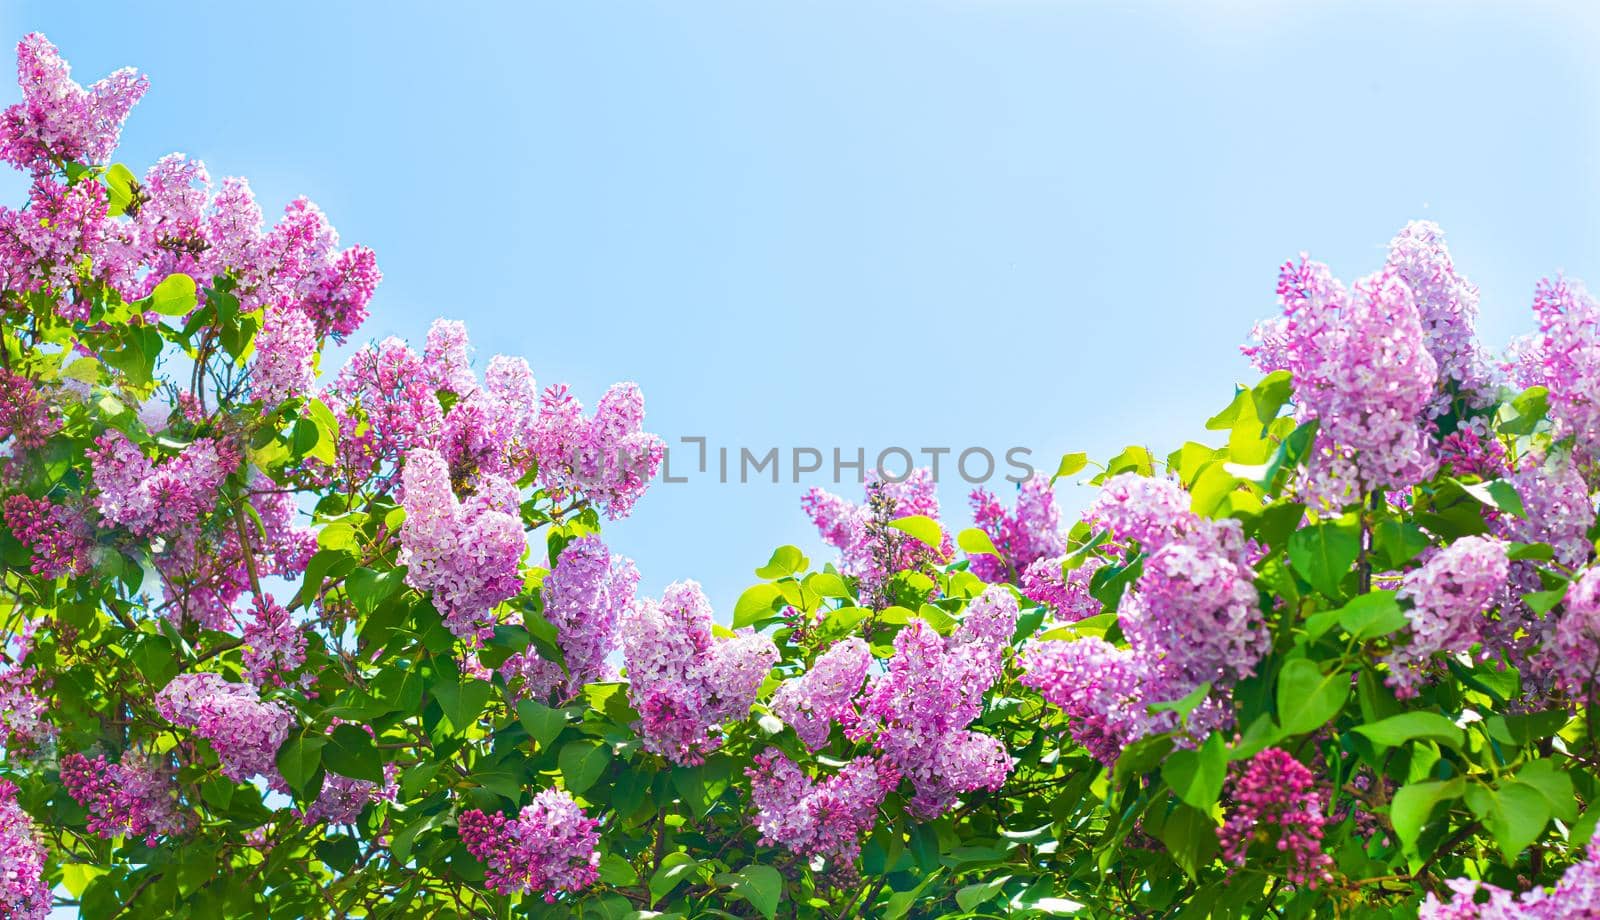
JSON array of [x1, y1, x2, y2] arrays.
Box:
[[155, 673, 292, 789], [1385, 536, 1511, 698], [1023, 474, 1267, 764], [966, 475, 1066, 582], [398, 447, 525, 641], [803, 469, 954, 608], [1245, 256, 1439, 507], [1385, 221, 1499, 421], [458, 789, 601, 901], [1422, 838, 1600, 918], [500, 535, 639, 703], [2, 493, 90, 577], [60, 751, 186, 845], [0, 779, 50, 919], [851, 586, 1018, 819], [769, 636, 872, 751], [621, 581, 778, 764], [747, 750, 897, 865], [1218, 748, 1333, 889], [88, 431, 236, 536]]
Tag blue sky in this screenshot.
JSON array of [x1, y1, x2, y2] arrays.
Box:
[[3, 1, 1598, 618]]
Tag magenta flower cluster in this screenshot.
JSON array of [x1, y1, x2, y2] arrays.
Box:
[[0, 779, 50, 919], [852, 586, 1017, 818], [803, 469, 953, 607], [398, 447, 525, 640], [458, 789, 601, 901], [1422, 838, 1600, 918], [60, 751, 185, 845], [501, 535, 639, 702], [155, 673, 293, 789], [1024, 474, 1267, 763], [241, 596, 308, 689], [769, 635, 872, 751], [747, 750, 896, 864], [0, 33, 146, 173], [3, 494, 90, 578], [1246, 256, 1439, 507], [621, 581, 778, 764], [1218, 748, 1333, 889], [1385, 221, 1498, 420], [966, 475, 1066, 583], [88, 431, 236, 536], [1510, 277, 1600, 460], [1386, 535, 1511, 698]]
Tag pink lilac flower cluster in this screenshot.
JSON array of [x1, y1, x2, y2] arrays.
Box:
[[1245, 256, 1439, 507], [1549, 569, 1600, 698], [458, 789, 601, 901], [1438, 429, 1509, 480], [803, 470, 954, 608], [1019, 635, 1159, 767], [0, 779, 50, 919], [87, 431, 235, 536], [746, 750, 897, 865], [0, 38, 377, 334], [155, 673, 292, 789], [325, 321, 663, 519], [500, 535, 638, 703], [398, 447, 525, 641], [241, 596, 308, 689], [966, 476, 1066, 582], [1385, 221, 1499, 420], [770, 636, 872, 751], [1019, 554, 1104, 622], [1510, 277, 1600, 460], [534, 382, 666, 520], [300, 762, 399, 827], [0, 625, 50, 753], [1028, 474, 1267, 759], [1385, 536, 1510, 698], [3, 493, 90, 577], [59, 751, 186, 845], [620, 580, 778, 764], [852, 587, 1017, 818], [1422, 838, 1600, 918], [250, 304, 317, 407], [0, 33, 146, 174], [1500, 456, 1594, 568], [0, 369, 56, 453], [154, 483, 316, 631], [1218, 748, 1333, 889]]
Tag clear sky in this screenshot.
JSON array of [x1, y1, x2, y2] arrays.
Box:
[[3, 0, 1598, 620]]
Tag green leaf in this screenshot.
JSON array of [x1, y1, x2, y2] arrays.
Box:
[[558, 740, 611, 794], [1053, 452, 1088, 482], [1288, 522, 1361, 598], [1162, 732, 1227, 811], [956, 876, 1011, 911], [1513, 760, 1578, 824], [430, 678, 492, 732], [1251, 370, 1294, 424], [1466, 782, 1550, 863], [1155, 803, 1218, 881], [1352, 712, 1464, 750], [1525, 587, 1567, 616], [276, 731, 328, 793], [150, 273, 199, 316], [732, 583, 784, 628], [104, 162, 138, 216], [650, 853, 700, 906], [346, 566, 403, 617], [888, 514, 944, 550], [1458, 479, 1526, 519], [597, 852, 638, 887], [715, 865, 783, 920], [957, 527, 1001, 559], [1148, 681, 1213, 720], [1391, 777, 1464, 855], [516, 698, 569, 749], [1276, 659, 1350, 735], [322, 723, 384, 783], [753, 545, 807, 579]]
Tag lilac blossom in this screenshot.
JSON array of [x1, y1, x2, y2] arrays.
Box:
[[458, 789, 600, 901], [0, 33, 147, 174], [0, 779, 49, 919], [1385, 536, 1510, 697], [770, 636, 872, 751], [967, 475, 1066, 582], [155, 673, 292, 789], [747, 750, 896, 865], [1219, 748, 1333, 889], [500, 535, 638, 702]]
